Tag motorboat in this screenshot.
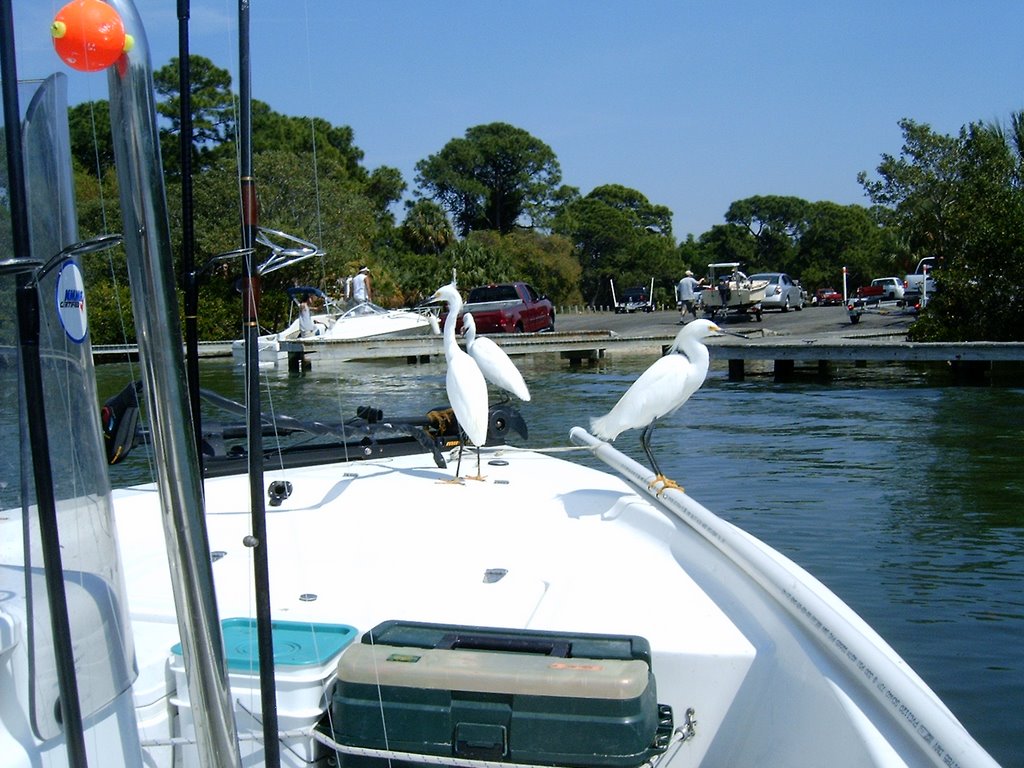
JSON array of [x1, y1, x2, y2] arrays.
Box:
[[699, 262, 770, 321], [230, 287, 439, 366], [0, 2, 1000, 767]]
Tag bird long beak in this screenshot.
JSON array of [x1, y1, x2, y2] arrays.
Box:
[[710, 324, 749, 340]]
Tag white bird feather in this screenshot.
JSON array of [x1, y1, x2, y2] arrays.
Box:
[[463, 313, 531, 401], [430, 284, 489, 448], [590, 319, 721, 480]]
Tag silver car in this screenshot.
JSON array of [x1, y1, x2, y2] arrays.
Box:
[[750, 272, 804, 311]]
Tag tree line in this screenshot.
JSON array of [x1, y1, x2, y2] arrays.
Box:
[[46, 57, 1024, 343]]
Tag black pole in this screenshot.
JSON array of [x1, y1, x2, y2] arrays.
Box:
[[0, 0, 28, 257], [15, 284, 90, 768], [177, 0, 204, 472], [1, 2, 88, 764], [238, 2, 280, 765]]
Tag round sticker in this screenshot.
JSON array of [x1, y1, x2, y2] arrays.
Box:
[[55, 260, 88, 343]]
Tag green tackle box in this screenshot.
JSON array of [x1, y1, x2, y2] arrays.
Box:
[[329, 621, 673, 768]]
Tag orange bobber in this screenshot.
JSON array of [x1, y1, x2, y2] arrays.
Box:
[[51, 0, 134, 72]]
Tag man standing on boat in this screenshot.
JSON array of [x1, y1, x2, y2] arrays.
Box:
[[353, 266, 372, 304], [298, 293, 315, 336], [676, 270, 702, 323]]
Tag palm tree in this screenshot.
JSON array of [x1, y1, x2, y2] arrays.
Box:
[[402, 200, 455, 255]]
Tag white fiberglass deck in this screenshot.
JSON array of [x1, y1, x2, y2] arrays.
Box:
[[112, 438, 989, 768]]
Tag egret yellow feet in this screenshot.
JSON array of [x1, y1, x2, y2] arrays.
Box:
[[648, 475, 683, 496]]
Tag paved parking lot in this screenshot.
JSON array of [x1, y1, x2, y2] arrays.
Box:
[[556, 304, 914, 339]]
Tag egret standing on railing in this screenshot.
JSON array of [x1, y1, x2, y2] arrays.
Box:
[[590, 318, 722, 492], [463, 313, 531, 402], [430, 283, 489, 480]]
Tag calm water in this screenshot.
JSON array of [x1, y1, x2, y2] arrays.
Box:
[[98, 354, 1024, 767]]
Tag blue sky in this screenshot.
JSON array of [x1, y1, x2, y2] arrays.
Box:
[[13, 1, 1024, 238]]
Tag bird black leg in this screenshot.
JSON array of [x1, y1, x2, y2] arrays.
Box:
[[440, 431, 486, 483], [467, 444, 486, 481], [640, 423, 662, 476], [438, 430, 468, 483], [640, 422, 682, 495]]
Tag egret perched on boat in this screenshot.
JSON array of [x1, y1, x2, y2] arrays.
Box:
[[590, 318, 722, 491], [430, 283, 489, 479], [463, 313, 531, 402]]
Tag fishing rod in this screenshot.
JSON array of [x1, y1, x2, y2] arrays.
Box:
[[177, 0, 204, 471], [236, 0, 281, 763]]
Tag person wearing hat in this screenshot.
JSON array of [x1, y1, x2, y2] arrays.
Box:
[[676, 269, 702, 323], [352, 266, 372, 304]]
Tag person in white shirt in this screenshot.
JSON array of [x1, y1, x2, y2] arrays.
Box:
[[676, 270, 702, 323], [352, 266, 372, 304], [298, 293, 315, 336]]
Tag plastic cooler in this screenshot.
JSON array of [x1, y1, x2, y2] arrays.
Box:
[[330, 620, 673, 768], [171, 618, 357, 767]]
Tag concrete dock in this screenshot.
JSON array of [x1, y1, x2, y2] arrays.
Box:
[[93, 306, 1024, 382]]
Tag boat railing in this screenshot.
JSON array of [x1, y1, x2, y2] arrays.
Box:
[[569, 426, 999, 768], [253, 227, 323, 275]]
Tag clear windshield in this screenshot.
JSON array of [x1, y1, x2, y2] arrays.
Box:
[[0, 73, 135, 741]]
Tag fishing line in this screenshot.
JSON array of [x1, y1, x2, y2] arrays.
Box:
[[299, 0, 326, 283]]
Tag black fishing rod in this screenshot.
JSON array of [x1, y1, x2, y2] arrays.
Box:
[[178, 0, 204, 471], [237, 1, 280, 765], [0, 2, 88, 764]]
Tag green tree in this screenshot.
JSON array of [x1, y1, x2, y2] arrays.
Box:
[[154, 56, 235, 175], [444, 237, 516, 288], [401, 200, 455, 255], [858, 119, 961, 266], [251, 104, 368, 182], [415, 122, 564, 235], [860, 114, 1024, 340], [553, 184, 676, 305], [68, 100, 115, 177], [365, 166, 407, 226], [467, 230, 582, 306], [724, 195, 809, 272], [796, 202, 884, 290], [697, 224, 755, 271]]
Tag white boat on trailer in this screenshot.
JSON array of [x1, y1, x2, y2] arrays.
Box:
[[0, 2, 1000, 768]]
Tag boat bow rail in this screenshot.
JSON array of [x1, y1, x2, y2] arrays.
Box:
[[569, 427, 999, 768]]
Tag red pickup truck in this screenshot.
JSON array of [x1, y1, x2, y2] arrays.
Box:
[[457, 282, 555, 334]]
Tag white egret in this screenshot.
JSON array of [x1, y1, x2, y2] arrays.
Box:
[[590, 319, 723, 490], [430, 283, 489, 479], [463, 313, 531, 402]]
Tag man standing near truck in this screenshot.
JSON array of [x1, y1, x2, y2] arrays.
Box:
[[676, 270, 702, 323]]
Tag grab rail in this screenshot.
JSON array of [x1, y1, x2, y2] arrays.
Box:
[[569, 426, 999, 768]]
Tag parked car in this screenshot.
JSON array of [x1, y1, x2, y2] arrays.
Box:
[[815, 287, 842, 306], [870, 277, 905, 301], [749, 272, 804, 311], [616, 285, 653, 313]]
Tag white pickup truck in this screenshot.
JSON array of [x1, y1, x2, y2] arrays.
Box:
[[904, 257, 938, 306]]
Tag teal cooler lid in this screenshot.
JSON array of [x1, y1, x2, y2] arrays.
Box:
[[172, 619, 357, 671]]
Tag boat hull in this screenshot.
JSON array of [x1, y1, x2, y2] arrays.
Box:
[[230, 309, 437, 365]]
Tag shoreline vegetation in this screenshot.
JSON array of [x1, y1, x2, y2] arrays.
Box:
[[38, 55, 1024, 347]]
